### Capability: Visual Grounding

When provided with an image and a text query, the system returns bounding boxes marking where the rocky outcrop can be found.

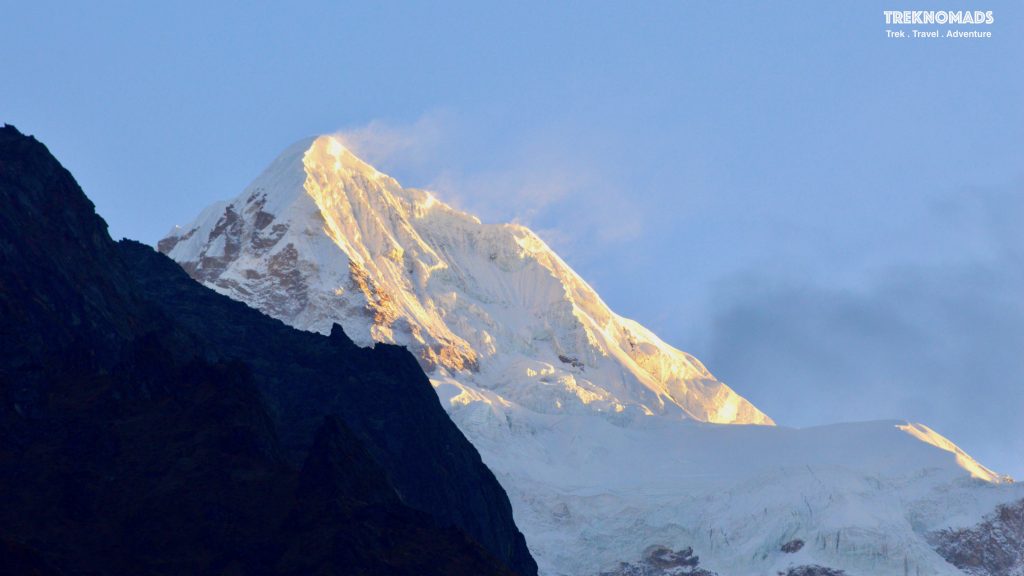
[0,125,535,576]
[777,567,847,576]
[599,545,718,576]
[930,498,1024,576]
[781,539,806,553]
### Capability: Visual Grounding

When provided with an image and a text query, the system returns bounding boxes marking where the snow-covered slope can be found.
[161,136,1021,575]
[480,416,1019,575]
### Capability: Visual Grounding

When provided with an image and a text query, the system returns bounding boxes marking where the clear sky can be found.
[3,1,1022,477]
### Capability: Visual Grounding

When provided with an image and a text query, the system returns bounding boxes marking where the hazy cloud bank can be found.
[697,187,1024,477]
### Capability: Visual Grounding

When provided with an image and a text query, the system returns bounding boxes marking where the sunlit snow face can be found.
[163,135,772,426]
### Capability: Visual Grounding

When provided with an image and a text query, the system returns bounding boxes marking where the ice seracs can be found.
[161,135,1022,576]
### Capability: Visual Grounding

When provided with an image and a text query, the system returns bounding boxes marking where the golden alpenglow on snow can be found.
[161,135,771,427]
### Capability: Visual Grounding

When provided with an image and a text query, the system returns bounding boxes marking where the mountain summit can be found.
[160,135,772,427]
[162,135,1022,576]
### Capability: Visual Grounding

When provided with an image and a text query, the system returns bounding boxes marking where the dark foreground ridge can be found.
[0,124,537,576]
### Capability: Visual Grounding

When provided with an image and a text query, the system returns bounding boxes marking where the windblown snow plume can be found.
[162,136,1021,575]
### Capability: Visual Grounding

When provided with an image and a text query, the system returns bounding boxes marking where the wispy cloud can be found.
[331,114,646,265]
[332,112,453,177]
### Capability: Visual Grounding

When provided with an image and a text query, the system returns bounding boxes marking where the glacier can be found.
[160,135,1023,575]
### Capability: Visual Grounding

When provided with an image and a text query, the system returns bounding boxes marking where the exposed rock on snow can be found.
[782,540,806,554]
[777,566,847,576]
[599,545,717,576]
[930,498,1024,576]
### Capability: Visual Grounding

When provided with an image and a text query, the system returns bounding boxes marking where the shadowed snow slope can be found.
[162,136,1021,575]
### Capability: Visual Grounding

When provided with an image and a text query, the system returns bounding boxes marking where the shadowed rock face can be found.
[117,239,536,574]
[931,498,1024,576]
[0,125,536,576]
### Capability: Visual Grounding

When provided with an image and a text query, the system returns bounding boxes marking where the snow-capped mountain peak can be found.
[161,134,772,426]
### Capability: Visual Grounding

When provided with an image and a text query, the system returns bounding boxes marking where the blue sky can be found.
[3,1,1022,476]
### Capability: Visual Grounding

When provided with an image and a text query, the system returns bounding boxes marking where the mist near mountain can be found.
[691,187,1024,479]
